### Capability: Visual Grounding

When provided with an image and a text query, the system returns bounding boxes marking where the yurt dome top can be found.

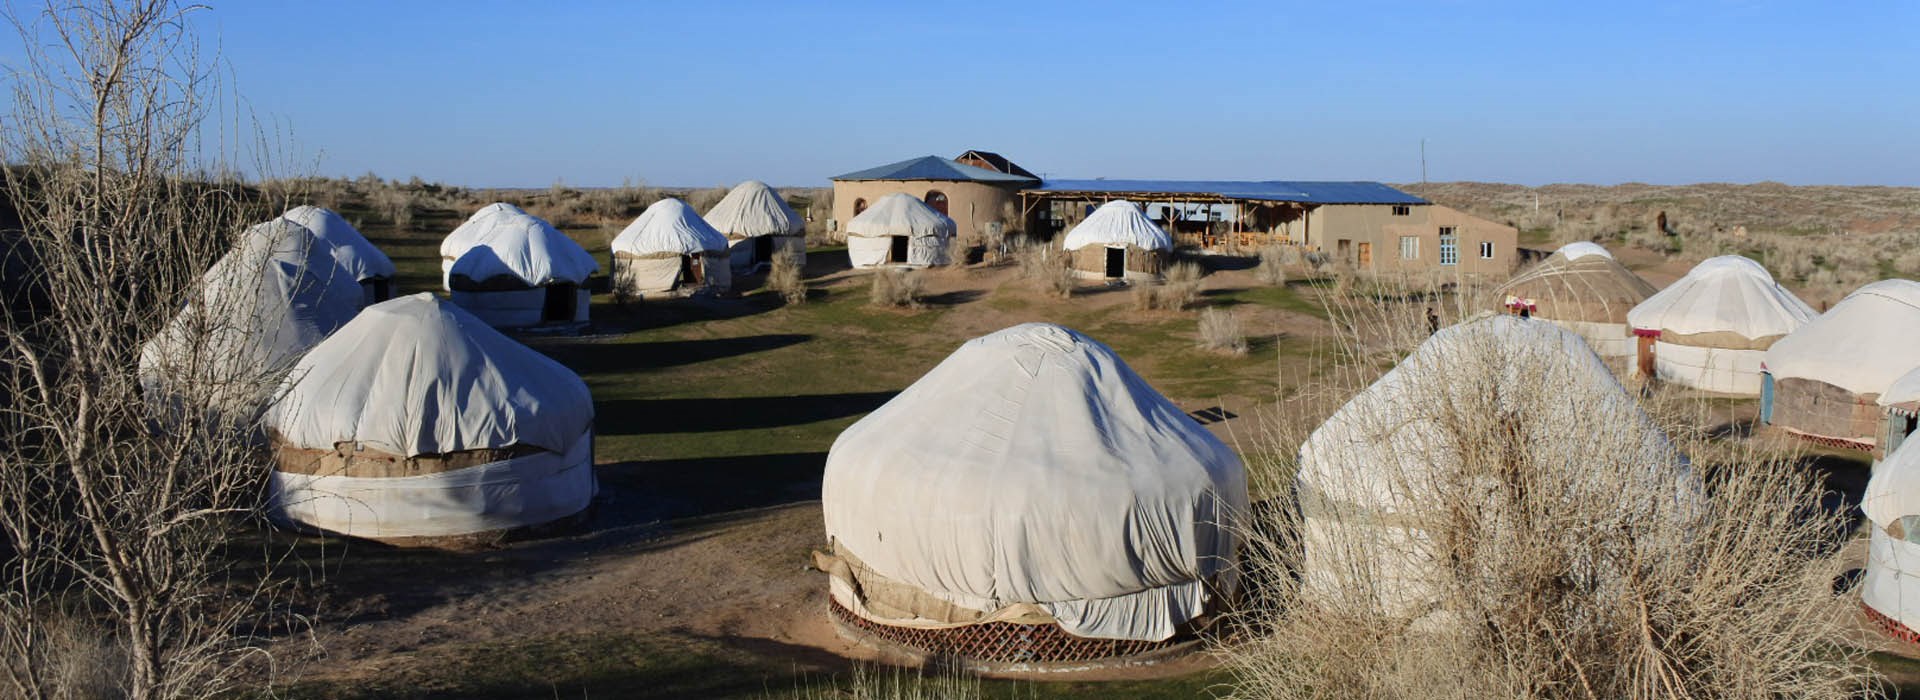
[1556,241,1614,261]
[1625,255,1815,341]
[611,198,728,257]
[1062,200,1173,252]
[282,205,396,282]
[446,211,599,286]
[1882,367,1920,412]
[441,202,527,259]
[1865,434,1920,529]
[822,322,1246,642]
[1765,279,1920,394]
[843,192,956,239]
[267,293,592,457]
[702,180,805,238]
[1491,242,1654,322]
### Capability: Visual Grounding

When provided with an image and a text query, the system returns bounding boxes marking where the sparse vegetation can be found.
[1134,261,1203,311]
[868,267,925,308]
[1016,241,1074,298]
[1197,308,1249,354]
[767,249,807,304]
[1255,245,1294,285]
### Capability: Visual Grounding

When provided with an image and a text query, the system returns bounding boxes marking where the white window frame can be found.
[1399,236,1420,260]
[1391,205,1411,216]
[1438,227,1458,266]
[1479,240,1495,259]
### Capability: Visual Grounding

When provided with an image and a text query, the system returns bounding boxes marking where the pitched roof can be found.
[1034,179,1427,205]
[955,150,1038,179]
[831,155,1040,184]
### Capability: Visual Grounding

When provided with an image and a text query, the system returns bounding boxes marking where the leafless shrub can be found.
[868,268,925,309]
[687,186,729,213]
[1255,245,1292,285]
[1015,241,1073,299]
[371,186,414,231]
[767,249,807,304]
[944,231,973,268]
[1221,287,1876,699]
[0,2,303,698]
[1197,308,1249,355]
[1133,261,1203,311]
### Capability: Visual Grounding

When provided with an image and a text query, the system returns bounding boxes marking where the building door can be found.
[1105,248,1125,278]
[1637,335,1656,377]
[1357,242,1372,267]
[924,191,949,216]
[1337,239,1351,262]
[753,237,774,267]
[890,236,910,264]
[543,283,577,322]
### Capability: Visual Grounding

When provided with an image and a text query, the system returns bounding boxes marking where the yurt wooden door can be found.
[1105,248,1125,278]
[1357,242,1373,267]
[890,236,909,264]
[679,255,701,287]
[1636,335,1656,377]
[543,283,577,321]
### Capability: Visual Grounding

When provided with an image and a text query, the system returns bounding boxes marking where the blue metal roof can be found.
[1034,179,1427,205]
[831,155,1040,184]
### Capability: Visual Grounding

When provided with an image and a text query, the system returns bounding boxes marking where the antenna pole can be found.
[1421,139,1428,185]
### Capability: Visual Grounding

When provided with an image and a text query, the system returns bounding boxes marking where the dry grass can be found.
[767,249,807,304]
[1197,307,1249,355]
[1133,261,1203,311]
[1015,241,1073,299]
[784,664,991,700]
[1255,245,1294,286]
[867,268,924,309]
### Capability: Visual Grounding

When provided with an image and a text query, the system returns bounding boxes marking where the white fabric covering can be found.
[845,193,956,268]
[1556,241,1614,261]
[1862,436,1920,633]
[1881,368,1920,409]
[1297,315,1685,617]
[449,287,591,329]
[1650,342,1766,395]
[703,180,806,238]
[139,219,365,398]
[1626,255,1815,340]
[441,203,526,287]
[267,293,594,456]
[1553,319,1636,359]
[822,323,1247,642]
[1764,280,1920,395]
[611,199,732,294]
[281,205,396,282]
[446,210,598,287]
[1062,200,1173,252]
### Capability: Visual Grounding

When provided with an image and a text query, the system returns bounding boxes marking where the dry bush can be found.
[1197,308,1249,355]
[767,249,807,304]
[1015,241,1073,298]
[687,185,730,213]
[789,663,987,700]
[371,186,414,231]
[868,268,924,309]
[1255,245,1293,286]
[1134,261,1204,311]
[944,230,975,267]
[1222,297,1876,699]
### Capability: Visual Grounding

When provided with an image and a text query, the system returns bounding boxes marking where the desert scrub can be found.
[767,249,807,304]
[1133,261,1203,311]
[1255,245,1293,285]
[1015,241,1073,298]
[1197,308,1249,355]
[868,268,924,309]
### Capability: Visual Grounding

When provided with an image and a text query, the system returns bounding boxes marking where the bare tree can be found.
[0,1,297,697]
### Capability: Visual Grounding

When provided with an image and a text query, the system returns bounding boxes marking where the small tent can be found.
[1298,314,1689,619]
[819,323,1246,667]
[265,294,596,543]
[282,205,397,304]
[610,198,731,296]
[441,202,526,289]
[444,207,599,329]
[1061,200,1171,281]
[139,218,365,410]
[1861,436,1920,640]
[703,180,806,272]
[1764,279,1920,449]
[1626,255,1815,395]
[1490,242,1654,357]
[844,192,955,268]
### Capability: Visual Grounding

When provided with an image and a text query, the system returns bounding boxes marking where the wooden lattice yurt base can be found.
[827,600,1205,674]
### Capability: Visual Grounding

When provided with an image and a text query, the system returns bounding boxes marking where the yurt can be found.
[819,323,1246,670]
[282,205,398,304]
[702,180,806,272]
[1880,369,1920,468]
[139,218,365,409]
[1625,255,1815,395]
[440,202,526,288]
[444,208,599,329]
[1490,242,1654,357]
[1061,200,1171,281]
[1764,279,1920,449]
[610,198,731,297]
[265,294,596,544]
[1297,314,1689,620]
[1861,437,1920,641]
[844,192,956,268]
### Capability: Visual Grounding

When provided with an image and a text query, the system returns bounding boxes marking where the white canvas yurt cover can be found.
[139,218,365,406]
[266,293,596,540]
[1297,314,1689,619]
[441,202,526,287]
[844,192,956,268]
[1862,435,1920,637]
[1764,280,1920,447]
[611,198,731,295]
[445,208,599,328]
[1489,242,1654,358]
[1625,255,1815,395]
[703,180,806,271]
[820,323,1247,643]
[1062,200,1172,281]
[282,205,397,304]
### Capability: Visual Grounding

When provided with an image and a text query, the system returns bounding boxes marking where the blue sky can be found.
[19,1,1917,187]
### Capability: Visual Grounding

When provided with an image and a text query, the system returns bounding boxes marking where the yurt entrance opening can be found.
[543,283,578,322]
[753,237,774,267]
[889,236,909,263]
[1105,248,1125,278]
[367,279,391,303]
[677,256,702,288]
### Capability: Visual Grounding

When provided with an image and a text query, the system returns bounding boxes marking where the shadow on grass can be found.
[921,289,984,306]
[595,391,896,436]
[597,452,830,522]
[537,333,812,375]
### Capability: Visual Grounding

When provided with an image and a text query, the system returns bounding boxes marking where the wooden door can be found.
[890,236,909,263]
[1105,248,1125,278]
[1357,242,1372,267]
[1637,335,1656,377]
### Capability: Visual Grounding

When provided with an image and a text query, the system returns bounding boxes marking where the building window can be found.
[924,190,949,215]
[852,198,867,216]
[1438,227,1458,266]
[1392,205,1411,216]
[1480,240,1495,259]
[1399,236,1419,260]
